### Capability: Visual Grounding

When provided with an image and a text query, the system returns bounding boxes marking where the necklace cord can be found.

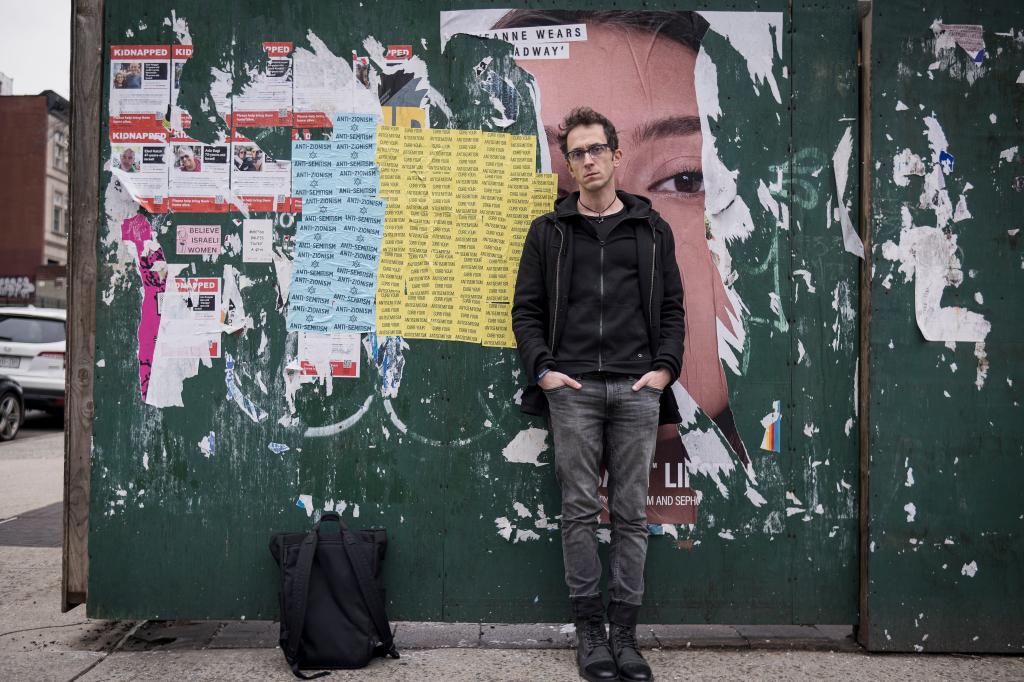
[578,196,618,223]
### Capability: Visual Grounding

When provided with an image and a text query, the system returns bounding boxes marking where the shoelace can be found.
[611,625,640,653]
[581,621,608,653]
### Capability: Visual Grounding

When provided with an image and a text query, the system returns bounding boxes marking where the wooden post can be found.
[63,0,104,612]
[856,0,873,649]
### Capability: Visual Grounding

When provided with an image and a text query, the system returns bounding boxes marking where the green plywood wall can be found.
[88,0,861,625]
[867,0,1024,653]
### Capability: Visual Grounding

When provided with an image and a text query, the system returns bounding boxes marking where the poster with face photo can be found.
[108,45,171,137]
[441,9,785,525]
[167,137,231,212]
[229,134,292,212]
[109,137,169,213]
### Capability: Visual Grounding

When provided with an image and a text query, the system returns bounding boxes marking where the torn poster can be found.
[938,23,986,63]
[176,224,221,256]
[352,53,372,92]
[881,222,991,343]
[170,44,193,132]
[230,134,292,212]
[230,42,294,127]
[155,270,222,359]
[293,33,381,129]
[604,456,699,526]
[242,218,274,263]
[892,149,926,187]
[760,400,782,452]
[832,126,865,258]
[141,263,215,406]
[121,214,167,400]
[225,352,269,422]
[297,332,361,378]
[440,13,587,59]
[109,136,169,212]
[198,431,215,458]
[108,45,170,137]
[167,276,221,321]
[384,45,413,63]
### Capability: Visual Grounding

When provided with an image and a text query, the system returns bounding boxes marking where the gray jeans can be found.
[545,373,661,607]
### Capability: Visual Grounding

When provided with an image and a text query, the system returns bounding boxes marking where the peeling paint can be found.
[501,427,549,466]
[881,209,991,343]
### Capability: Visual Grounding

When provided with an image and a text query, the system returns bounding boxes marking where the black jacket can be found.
[511,190,685,425]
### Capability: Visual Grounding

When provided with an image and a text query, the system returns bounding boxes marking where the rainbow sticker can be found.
[760,400,782,453]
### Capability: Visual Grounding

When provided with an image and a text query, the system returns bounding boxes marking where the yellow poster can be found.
[481,302,515,348]
[452,296,483,344]
[370,127,556,348]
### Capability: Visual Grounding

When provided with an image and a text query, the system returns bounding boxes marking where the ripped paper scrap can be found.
[225,352,269,422]
[760,400,782,453]
[881,223,991,343]
[501,427,549,466]
[938,23,986,63]
[121,214,167,401]
[297,332,361,378]
[296,494,314,517]
[892,149,926,187]
[832,126,865,258]
[198,431,215,458]
[939,150,955,174]
[268,442,290,455]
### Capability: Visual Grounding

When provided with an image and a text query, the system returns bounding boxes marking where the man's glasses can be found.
[565,143,613,164]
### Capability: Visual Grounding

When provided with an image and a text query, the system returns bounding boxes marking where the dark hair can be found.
[493,10,709,55]
[557,107,618,157]
[494,10,709,157]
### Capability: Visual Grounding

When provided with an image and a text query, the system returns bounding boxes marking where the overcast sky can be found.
[0,1,72,99]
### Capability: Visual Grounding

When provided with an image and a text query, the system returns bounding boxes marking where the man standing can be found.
[512,107,685,682]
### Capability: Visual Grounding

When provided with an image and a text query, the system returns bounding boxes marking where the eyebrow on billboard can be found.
[632,115,701,145]
[541,116,700,150]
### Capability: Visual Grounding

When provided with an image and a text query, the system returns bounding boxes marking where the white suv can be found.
[0,307,66,413]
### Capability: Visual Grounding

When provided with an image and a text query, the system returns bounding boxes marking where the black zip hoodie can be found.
[511,190,686,425]
[556,198,654,377]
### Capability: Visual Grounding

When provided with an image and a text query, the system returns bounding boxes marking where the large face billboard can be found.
[442,10,781,524]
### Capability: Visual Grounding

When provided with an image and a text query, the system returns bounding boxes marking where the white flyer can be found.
[243,218,274,263]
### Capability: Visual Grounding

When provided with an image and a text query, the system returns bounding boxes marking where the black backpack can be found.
[269,511,400,679]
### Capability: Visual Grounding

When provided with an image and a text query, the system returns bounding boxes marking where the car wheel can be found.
[0,391,22,441]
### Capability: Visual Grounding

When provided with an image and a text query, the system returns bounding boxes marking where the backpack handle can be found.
[314,511,348,535]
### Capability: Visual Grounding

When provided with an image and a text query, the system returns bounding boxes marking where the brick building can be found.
[0,90,70,308]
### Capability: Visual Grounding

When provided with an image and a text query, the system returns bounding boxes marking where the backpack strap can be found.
[341,530,400,659]
[285,520,331,679]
